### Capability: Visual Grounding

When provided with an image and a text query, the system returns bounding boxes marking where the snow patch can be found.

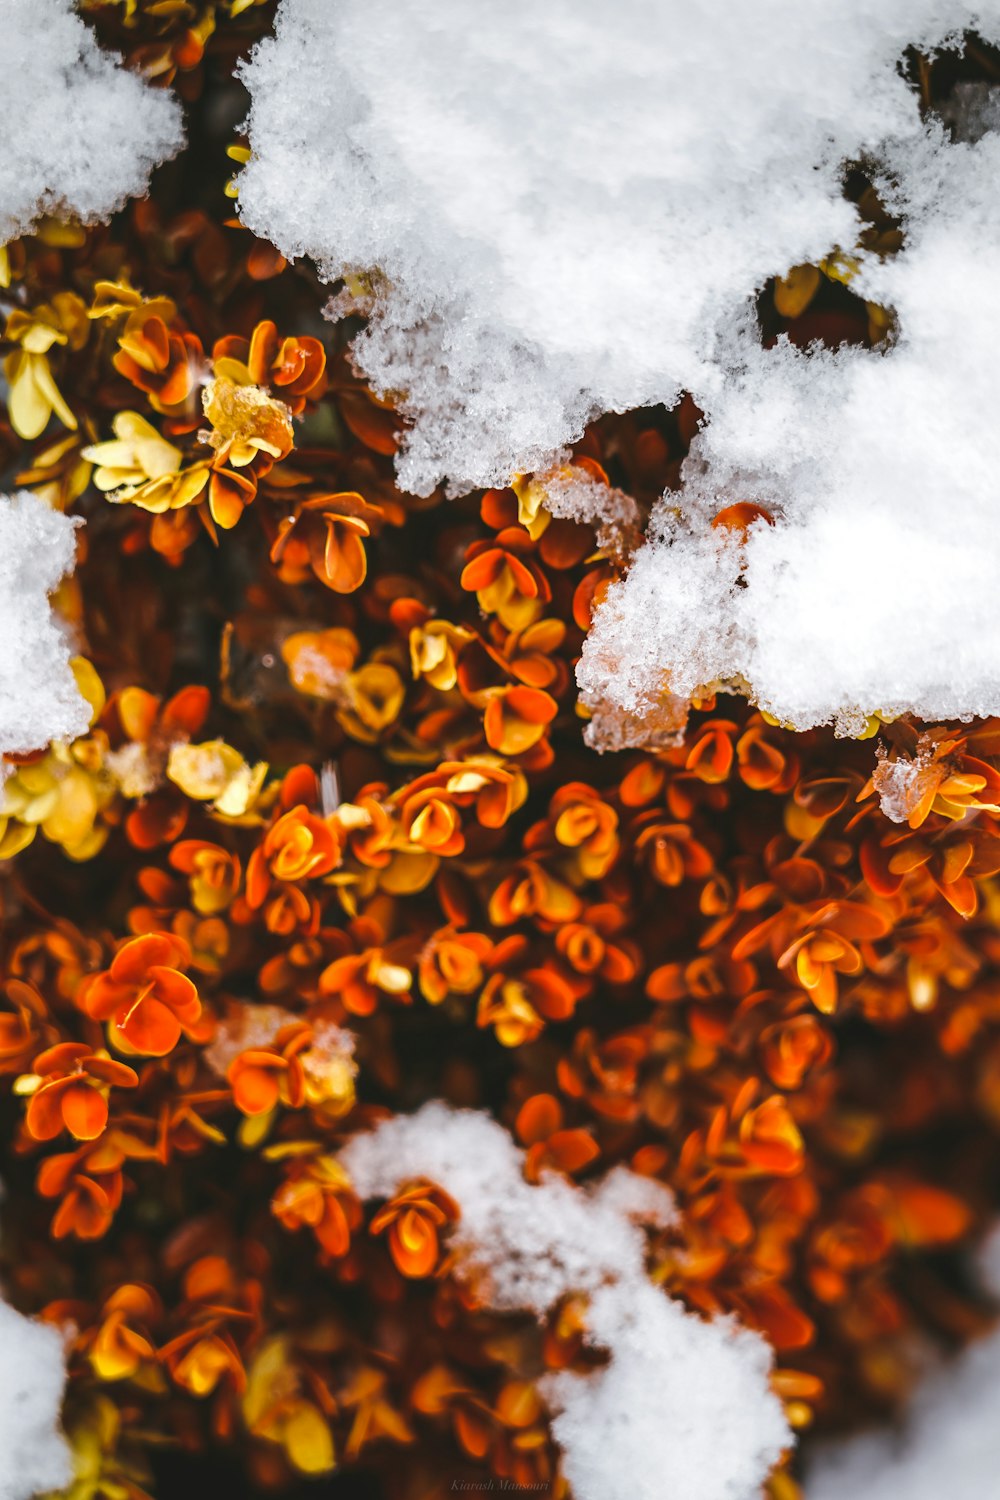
[342,1101,789,1500]
[0,493,89,758]
[807,1228,1000,1500]
[0,1297,70,1500]
[0,0,182,244]
[239,0,1000,735]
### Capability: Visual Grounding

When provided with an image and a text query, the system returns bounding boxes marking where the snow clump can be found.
[341,1101,789,1500]
[0,494,91,757]
[0,0,183,244]
[0,1295,70,1500]
[239,0,1000,737]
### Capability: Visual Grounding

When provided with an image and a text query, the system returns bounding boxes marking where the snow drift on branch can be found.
[239,0,1000,735]
[0,0,182,244]
[0,493,90,755]
[341,1102,789,1500]
[0,1296,69,1500]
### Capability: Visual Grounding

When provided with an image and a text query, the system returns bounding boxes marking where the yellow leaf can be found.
[284,1404,336,1475]
[6,351,52,440]
[774,264,820,319]
[29,351,77,431]
[0,820,36,859]
[71,658,106,725]
[167,740,244,801]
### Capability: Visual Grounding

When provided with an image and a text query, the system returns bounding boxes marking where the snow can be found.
[871,737,938,824]
[528,465,641,556]
[0,1297,70,1500]
[0,493,90,758]
[940,80,1000,141]
[0,5,181,767]
[239,0,1000,736]
[236,0,933,499]
[807,1228,1000,1500]
[0,0,182,245]
[205,1003,305,1076]
[205,1001,355,1083]
[341,1102,789,1500]
[580,121,1000,735]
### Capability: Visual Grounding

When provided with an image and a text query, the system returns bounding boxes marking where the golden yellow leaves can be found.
[166,740,268,818]
[4,293,87,440]
[82,412,209,513]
